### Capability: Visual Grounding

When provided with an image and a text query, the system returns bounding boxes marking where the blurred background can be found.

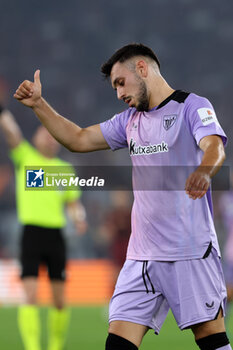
[0,0,232,349]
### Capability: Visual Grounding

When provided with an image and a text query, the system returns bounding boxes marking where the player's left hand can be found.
[185,169,211,200]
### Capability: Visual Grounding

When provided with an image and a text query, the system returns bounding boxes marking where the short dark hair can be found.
[101,43,160,78]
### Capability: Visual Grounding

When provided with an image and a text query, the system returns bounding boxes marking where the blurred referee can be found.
[0,106,87,350]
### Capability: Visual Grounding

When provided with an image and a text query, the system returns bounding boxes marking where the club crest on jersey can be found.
[163,115,177,130]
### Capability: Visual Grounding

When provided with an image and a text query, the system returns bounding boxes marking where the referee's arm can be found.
[0,109,23,149]
[66,200,88,235]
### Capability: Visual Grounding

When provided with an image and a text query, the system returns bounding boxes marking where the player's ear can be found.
[136,60,148,78]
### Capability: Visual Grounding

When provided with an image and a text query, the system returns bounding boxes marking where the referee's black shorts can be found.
[20,225,66,280]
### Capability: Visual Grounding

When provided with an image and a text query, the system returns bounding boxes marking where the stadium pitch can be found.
[0,306,232,349]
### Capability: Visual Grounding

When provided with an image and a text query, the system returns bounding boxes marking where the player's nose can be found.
[117,87,125,101]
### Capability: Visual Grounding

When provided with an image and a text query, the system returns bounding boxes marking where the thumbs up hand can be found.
[14,70,42,108]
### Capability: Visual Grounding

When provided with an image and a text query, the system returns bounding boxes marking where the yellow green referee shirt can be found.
[10,140,81,228]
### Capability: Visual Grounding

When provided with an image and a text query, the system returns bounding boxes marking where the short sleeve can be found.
[185,94,227,147]
[100,109,132,151]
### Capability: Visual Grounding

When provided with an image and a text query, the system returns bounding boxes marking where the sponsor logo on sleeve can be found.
[197,108,220,126]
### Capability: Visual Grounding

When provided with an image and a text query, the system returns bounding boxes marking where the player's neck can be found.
[148,77,175,110]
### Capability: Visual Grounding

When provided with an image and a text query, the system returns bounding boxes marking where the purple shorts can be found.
[109,248,227,333]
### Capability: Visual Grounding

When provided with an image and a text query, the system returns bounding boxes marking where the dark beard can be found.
[136,79,149,112]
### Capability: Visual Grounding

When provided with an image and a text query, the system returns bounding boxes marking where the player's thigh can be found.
[191,307,225,340]
[109,320,148,348]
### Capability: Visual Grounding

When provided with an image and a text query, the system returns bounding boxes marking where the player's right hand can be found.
[14,70,41,108]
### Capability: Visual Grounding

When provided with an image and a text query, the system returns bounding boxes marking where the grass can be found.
[0,306,232,349]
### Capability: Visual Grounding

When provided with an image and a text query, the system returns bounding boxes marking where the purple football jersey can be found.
[100,91,227,261]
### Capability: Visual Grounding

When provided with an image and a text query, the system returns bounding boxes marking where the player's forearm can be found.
[198,142,226,178]
[32,97,83,152]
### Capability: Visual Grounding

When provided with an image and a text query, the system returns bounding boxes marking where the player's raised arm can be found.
[14,70,110,153]
[185,135,226,200]
[0,108,23,149]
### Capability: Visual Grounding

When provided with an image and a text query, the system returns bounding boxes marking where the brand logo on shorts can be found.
[163,115,177,130]
[205,301,214,309]
[26,168,44,187]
